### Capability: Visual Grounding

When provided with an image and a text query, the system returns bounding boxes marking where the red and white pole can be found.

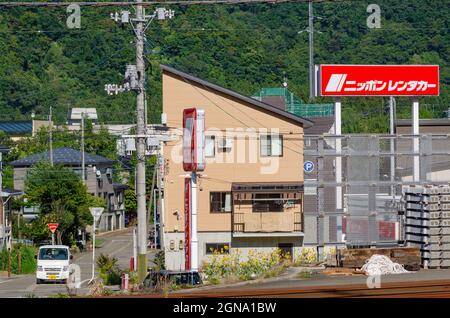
[190,171,198,271]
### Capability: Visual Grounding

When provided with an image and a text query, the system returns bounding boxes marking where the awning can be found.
[1,189,23,197]
[113,183,129,191]
[231,182,304,193]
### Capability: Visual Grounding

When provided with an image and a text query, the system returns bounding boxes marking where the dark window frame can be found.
[260,134,283,157]
[252,193,284,213]
[210,191,232,213]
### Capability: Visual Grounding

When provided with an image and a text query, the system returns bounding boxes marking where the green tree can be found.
[24,162,105,245]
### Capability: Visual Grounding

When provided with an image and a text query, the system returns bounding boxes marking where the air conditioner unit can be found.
[218,138,232,150]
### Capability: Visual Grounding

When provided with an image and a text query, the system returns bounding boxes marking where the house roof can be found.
[1,189,23,197]
[68,108,98,121]
[160,64,314,128]
[0,121,32,135]
[396,119,450,127]
[0,145,9,154]
[232,182,304,193]
[9,147,115,167]
[304,116,335,135]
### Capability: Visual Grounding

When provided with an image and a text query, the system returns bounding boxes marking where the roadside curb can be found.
[97,227,133,237]
[172,266,323,293]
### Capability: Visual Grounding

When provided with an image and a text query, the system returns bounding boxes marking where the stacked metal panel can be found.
[403,185,450,268]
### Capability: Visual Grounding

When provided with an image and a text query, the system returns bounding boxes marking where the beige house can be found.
[160,65,313,270]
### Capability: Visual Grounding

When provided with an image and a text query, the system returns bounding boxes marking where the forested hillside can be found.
[0,0,448,132]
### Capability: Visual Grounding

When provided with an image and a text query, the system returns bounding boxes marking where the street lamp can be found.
[88,207,104,284]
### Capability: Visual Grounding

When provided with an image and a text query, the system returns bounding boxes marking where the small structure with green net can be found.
[253,87,334,118]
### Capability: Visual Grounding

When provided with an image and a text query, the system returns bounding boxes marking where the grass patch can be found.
[95,238,105,248]
[297,271,313,279]
[48,293,71,298]
[263,264,288,279]
[0,246,37,274]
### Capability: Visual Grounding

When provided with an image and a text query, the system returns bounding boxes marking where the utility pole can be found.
[134,0,148,284]
[308,0,314,100]
[81,112,86,184]
[49,106,53,166]
[298,1,320,100]
[109,5,174,284]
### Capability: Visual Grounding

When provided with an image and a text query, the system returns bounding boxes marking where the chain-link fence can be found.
[303,134,450,247]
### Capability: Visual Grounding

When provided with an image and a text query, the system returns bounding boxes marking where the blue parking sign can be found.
[304,161,314,173]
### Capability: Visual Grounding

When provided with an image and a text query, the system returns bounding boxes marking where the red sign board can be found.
[319,65,439,96]
[47,223,58,234]
[184,178,191,270]
[183,108,205,172]
[342,218,398,241]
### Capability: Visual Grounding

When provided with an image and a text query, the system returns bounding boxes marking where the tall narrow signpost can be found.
[47,223,58,245]
[183,108,205,272]
[89,207,104,284]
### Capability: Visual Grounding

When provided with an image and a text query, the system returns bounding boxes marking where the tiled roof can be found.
[9,147,115,167]
[0,121,32,135]
[305,116,335,135]
[396,119,450,127]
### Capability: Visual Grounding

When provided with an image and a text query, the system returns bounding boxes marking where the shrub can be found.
[293,247,318,266]
[202,248,289,284]
[151,251,165,271]
[96,253,121,285]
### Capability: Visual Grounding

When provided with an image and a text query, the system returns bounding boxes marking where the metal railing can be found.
[303,133,450,246]
[233,211,302,233]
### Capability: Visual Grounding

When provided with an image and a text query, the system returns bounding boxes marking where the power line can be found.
[0,0,331,8]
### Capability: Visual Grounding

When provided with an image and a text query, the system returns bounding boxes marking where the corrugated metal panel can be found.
[0,121,32,135]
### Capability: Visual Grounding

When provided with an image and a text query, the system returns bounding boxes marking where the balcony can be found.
[233,212,302,237]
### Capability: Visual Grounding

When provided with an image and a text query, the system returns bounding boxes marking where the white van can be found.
[36,245,73,284]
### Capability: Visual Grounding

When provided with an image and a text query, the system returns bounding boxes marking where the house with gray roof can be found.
[10,147,128,232]
[0,120,51,141]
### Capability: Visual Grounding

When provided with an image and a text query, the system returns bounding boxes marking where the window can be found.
[210,192,232,213]
[205,135,215,157]
[117,191,124,205]
[205,243,230,255]
[260,134,283,157]
[108,194,114,210]
[38,248,68,260]
[252,193,284,212]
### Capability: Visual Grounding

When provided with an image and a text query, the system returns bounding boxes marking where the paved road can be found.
[0,228,156,298]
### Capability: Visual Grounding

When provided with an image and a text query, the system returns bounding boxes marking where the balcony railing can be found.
[233,212,302,233]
